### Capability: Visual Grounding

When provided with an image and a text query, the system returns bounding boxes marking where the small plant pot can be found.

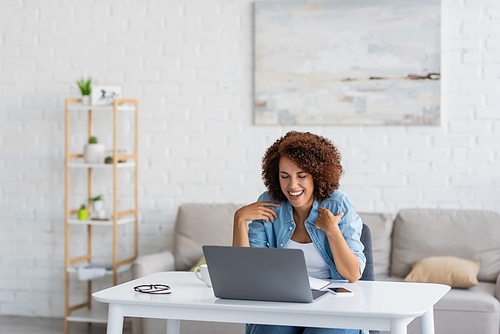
[78,209,89,220]
[81,95,90,106]
[84,143,105,163]
[97,210,106,219]
[93,200,104,212]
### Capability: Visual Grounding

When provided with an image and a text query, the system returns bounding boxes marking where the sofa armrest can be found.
[131,251,176,279]
[495,272,500,300]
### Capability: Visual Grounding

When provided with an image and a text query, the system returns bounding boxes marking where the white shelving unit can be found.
[67,161,136,169]
[67,215,136,226]
[66,263,132,275]
[65,302,108,324]
[68,103,137,112]
[64,98,139,333]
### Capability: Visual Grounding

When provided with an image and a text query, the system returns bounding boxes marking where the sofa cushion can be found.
[391,209,500,282]
[376,278,499,314]
[435,282,499,313]
[173,203,241,271]
[358,212,393,279]
[405,256,480,288]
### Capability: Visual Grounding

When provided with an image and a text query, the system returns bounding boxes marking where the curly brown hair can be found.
[262,131,343,202]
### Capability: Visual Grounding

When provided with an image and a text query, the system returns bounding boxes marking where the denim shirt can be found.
[248,190,366,280]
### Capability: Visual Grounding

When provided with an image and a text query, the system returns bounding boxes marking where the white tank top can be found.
[285,239,330,279]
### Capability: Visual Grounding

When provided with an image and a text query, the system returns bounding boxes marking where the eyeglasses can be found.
[134,284,171,294]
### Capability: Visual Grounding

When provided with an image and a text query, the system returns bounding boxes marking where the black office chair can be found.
[360,223,379,334]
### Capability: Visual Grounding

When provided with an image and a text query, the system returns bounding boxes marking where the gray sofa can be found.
[132,204,500,334]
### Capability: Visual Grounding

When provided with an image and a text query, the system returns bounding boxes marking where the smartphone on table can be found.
[327,287,353,297]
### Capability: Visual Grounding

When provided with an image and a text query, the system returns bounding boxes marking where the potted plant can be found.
[83,136,105,164]
[89,194,104,211]
[104,148,128,164]
[77,77,92,106]
[89,195,106,219]
[77,204,89,220]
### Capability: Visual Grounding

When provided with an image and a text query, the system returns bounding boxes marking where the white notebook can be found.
[308,276,331,290]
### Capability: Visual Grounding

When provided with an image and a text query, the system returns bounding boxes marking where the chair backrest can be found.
[360,223,375,281]
[359,223,380,334]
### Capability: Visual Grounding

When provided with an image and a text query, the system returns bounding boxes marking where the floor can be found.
[0,316,132,334]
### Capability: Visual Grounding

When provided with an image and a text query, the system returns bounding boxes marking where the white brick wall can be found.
[0,0,499,318]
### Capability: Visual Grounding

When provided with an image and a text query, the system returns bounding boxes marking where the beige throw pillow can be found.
[405,256,480,288]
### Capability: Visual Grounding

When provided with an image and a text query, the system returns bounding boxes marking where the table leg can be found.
[390,318,407,334]
[106,304,124,334]
[420,307,435,334]
[166,319,180,334]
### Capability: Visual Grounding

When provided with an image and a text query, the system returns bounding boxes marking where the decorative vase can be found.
[84,143,105,163]
[92,200,106,219]
[81,95,90,106]
[97,209,106,219]
[93,200,104,212]
[78,209,89,220]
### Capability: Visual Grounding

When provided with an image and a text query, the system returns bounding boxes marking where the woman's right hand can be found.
[234,201,280,225]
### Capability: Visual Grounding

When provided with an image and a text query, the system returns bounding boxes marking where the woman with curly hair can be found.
[233,131,365,334]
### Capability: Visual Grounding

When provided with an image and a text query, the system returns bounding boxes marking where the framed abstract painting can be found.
[254,0,441,125]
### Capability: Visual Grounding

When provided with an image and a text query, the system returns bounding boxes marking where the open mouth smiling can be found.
[288,190,304,198]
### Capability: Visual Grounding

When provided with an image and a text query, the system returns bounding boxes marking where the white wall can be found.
[0,0,499,317]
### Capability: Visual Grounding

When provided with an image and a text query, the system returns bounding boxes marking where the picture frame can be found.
[91,84,123,105]
[254,1,440,126]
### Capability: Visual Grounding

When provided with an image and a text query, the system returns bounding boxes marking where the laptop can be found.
[202,245,329,303]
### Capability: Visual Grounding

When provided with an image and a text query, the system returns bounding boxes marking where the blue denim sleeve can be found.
[248,221,268,248]
[247,192,270,248]
[338,194,366,277]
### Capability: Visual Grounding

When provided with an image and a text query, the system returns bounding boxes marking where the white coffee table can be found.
[93,272,449,334]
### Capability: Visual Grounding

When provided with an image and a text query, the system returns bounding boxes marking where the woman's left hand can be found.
[317,207,361,283]
[315,206,343,234]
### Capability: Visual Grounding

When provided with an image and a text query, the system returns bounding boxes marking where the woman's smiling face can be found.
[279,155,315,210]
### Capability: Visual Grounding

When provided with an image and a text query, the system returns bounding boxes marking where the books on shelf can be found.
[78,263,112,281]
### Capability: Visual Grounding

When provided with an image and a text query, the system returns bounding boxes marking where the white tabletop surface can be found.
[93,271,450,320]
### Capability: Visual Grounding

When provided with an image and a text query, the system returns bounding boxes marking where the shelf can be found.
[67,215,135,226]
[65,98,139,332]
[67,161,135,169]
[68,103,136,112]
[66,263,131,275]
[66,302,108,324]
